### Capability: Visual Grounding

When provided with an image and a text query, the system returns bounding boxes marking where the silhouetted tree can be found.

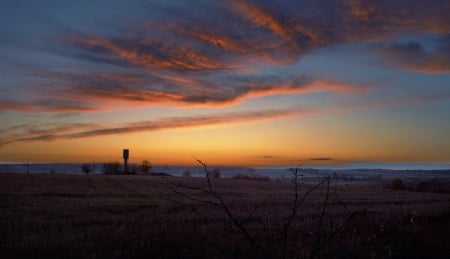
[140,160,152,173]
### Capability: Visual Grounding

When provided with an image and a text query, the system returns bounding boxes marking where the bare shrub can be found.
[392,178,404,190]
[168,160,365,258]
[81,163,91,175]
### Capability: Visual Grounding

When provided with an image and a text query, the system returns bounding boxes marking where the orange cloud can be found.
[141,21,302,67]
[345,0,377,24]
[230,1,290,40]
[1,61,368,113]
[410,58,450,73]
[0,123,96,146]
[228,0,317,48]
[2,88,449,147]
[192,33,245,52]
[1,108,308,146]
[204,79,367,107]
[176,29,246,53]
[72,109,305,138]
[64,75,367,109]
[72,36,225,71]
[342,0,450,42]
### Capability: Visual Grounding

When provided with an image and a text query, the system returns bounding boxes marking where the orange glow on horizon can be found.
[2,114,449,167]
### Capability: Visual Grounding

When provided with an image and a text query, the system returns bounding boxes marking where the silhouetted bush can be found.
[102,162,120,175]
[392,178,404,190]
[81,164,91,175]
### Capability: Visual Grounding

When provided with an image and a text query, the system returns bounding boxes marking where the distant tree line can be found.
[80,160,152,175]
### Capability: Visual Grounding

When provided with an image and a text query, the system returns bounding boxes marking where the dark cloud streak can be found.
[310,157,333,161]
[373,37,450,73]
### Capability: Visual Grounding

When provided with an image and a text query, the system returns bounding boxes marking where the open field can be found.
[1,173,450,258]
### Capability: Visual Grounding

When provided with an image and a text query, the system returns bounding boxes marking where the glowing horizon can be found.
[1,1,449,167]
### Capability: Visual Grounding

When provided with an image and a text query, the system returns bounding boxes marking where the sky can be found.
[0,0,449,167]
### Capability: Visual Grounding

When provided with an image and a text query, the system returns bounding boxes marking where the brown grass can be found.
[0,173,449,258]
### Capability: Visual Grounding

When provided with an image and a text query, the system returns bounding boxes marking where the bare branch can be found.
[281,165,301,258]
[311,177,331,259]
[334,188,350,214]
[194,158,263,254]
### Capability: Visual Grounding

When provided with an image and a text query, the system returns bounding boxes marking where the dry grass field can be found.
[1,173,449,258]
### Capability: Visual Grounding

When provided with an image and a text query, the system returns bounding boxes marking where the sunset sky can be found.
[1,0,449,166]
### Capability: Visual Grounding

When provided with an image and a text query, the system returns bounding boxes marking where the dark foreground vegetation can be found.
[1,173,450,258]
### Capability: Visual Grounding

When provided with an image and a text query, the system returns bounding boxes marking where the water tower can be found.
[123,149,129,173]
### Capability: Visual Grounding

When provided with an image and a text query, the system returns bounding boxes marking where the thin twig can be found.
[334,189,350,214]
[311,177,331,259]
[195,158,263,255]
[281,165,300,258]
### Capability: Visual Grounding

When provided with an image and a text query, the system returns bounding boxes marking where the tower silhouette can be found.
[123,149,129,173]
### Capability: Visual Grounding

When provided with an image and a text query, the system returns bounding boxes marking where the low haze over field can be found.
[1,0,449,166]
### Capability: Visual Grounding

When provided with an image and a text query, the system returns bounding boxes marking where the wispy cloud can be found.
[341,0,450,41]
[0,100,96,113]
[2,86,449,147]
[68,36,227,71]
[0,108,308,146]
[24,1,446,113]
[2,0,450,151]
[0,123,96,146]
[259,155,276,159]
[227,0,312,49]
[55,0,448,74]
[0,66,367,112]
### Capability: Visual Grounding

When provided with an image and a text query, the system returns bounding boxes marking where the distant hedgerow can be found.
[102,162,120,175]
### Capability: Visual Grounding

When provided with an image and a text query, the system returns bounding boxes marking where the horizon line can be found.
[1,161,450,171]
